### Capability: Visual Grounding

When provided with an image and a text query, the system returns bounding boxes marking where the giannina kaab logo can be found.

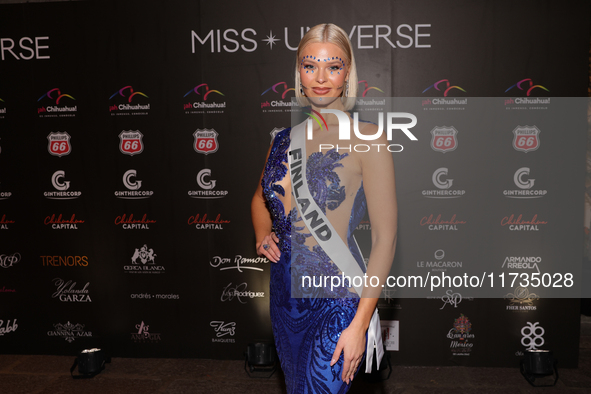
[109,86,150,116]
[183,83,226,114]
[37,88,77,118]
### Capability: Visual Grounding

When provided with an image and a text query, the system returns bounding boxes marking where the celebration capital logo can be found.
[183,83,226,114]
[47,132,72,157]
[37,88,77,117]
[109,86,150,115]
[505,79,549,97]
[114,213,156,230]
[0,214,15,230]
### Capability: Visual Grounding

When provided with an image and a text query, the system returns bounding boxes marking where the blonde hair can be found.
[294,23,358,110]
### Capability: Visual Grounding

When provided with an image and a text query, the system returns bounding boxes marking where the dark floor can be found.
[1,315,590,394]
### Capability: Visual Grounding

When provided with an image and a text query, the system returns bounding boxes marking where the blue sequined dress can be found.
[261,128,367,393]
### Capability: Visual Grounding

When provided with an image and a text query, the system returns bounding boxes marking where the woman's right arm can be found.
[251,144,280,262]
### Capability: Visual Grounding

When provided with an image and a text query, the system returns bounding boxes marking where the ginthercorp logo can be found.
[306,108,416,153]
[417,249,463,272]
[501,214,547,231]
[45,170,81,200]
[183,83,226,114]
[448,314,474,355]
[0,319,18,336]
[47,322,91,343]
[188,213,230,230]
[0,253,20,269]
[188,169,228,199]
[52,278,91,302]
[210,321,236,343]
[420,214,466,231]
[131,321,161,343]
[124,244,164,274]
[0,214,15,230]
[422,168,465,199]
[37,88,77,117]
[430,126,458,153]
[193,129,219,155]
[505,79,549,97]
[190,24,432,54]
[521,322,544,350]
[503,167,547,198]
[109,86,150,115]
[504,286,538,311]
[0,182,12,201]
[114,213,156,230]
[261,82,295,112]
[115,169,154,199]
[502,256,541,273]
[512,126,540,153]
[119,131,144,156]
[47,132,72,157]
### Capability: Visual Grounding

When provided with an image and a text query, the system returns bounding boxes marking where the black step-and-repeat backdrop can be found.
[0,0,589,367]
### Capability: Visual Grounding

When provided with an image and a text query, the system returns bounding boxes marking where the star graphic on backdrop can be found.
[262,31,280,49]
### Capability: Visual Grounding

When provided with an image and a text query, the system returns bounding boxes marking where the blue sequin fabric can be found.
[261,128,367,393]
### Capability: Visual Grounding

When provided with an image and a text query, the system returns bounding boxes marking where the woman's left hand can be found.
[330,321,366,384]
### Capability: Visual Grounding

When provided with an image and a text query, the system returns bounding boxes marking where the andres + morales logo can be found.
[37,88,77,117]
[505,79,549,96]
[303,108,417,153]
[422,79,466,97]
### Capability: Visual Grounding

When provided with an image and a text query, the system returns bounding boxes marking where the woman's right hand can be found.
[257,232,281,263]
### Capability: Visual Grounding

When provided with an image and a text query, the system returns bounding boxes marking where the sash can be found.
[288,121,384,373]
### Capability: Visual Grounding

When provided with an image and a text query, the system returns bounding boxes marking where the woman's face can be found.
[299,42,349,107]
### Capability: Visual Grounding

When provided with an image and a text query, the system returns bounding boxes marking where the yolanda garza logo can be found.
[45,170,81,200]
[447,314,474,355]
[0,319,18,336]
[114,213,156,230]
[0,214,15,230]
[47,321,92,343]
[417,249,463,272]
[209,255,268,272]
[261,82,295,113]
[188,213,230,230]
[37,88,77,118]
[512,126,540,153]
[115,169,154,199]
[47,132,72,157]
[502,256,541,273]
[131,321,161,343]
[193,129,219,155]
[504,167,547,199]
[422,168,466,199]
[430,126,458,153]
[0,253,21,269]
[501,214,547,231]
[190,24,432,54]
[420,214,466,231]
[188,169,228,199]
[183,83,226,114]
[44,213,84,230]
[119,131,144,156]
[521,322,544,351]
[52,278,91,302]
[307,109,417,153]
[41,255,89,267]
[505,286,538,311]
[210,321,236,343]
[221,282,265,303]
[109,86,150,116]
[124,244,164,274]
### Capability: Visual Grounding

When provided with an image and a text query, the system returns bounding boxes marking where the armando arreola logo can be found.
[308,108,417,153]
[423,168,466,198]
[125,244,164,274]
[448,314,474,355]
[45,170,81,200]
[188,168,229,200]
[504,167,547,199]
[115,169,154,199]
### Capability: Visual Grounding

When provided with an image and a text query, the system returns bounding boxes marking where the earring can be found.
[300,83,305,96]
[345,81,349,97]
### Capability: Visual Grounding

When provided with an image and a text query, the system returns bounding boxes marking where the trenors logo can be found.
[512,126,540,153]
[109,86,150,114]
[47,132,72,157]
[261,82,295,111]
[505,79,549,97]
[422,79,466,97]
[183,83,226,113]
[306,109,417,153]
[37,88,77,116]
[430,126,458,153]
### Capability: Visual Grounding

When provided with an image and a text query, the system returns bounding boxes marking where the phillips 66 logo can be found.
[512,126,540,153]
[47,132,72,157]
[430,126,458,153]
[119,130,144,156]
[193,129,219,155]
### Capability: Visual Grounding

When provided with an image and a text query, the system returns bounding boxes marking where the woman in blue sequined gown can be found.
[251,24,397,393]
